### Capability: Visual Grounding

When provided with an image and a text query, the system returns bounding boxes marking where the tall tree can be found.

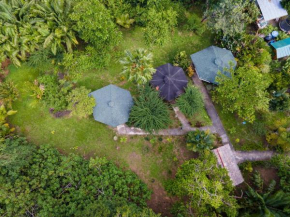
[0,139,154,216]
[213,65,271,122]
[205,0,259,37]
[167,151,238,216]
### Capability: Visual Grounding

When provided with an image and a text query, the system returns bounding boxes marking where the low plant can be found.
[173,51,190,70]
[183,13,205,34]
[38,75,73,112]
[187,65,194,77]
[186,130,215,152]
[66,86,96,119]
[176,85,204,117]
[129,85,171,133]
[116,14,134,28]
[0,81,18,109]
[0,105,17,141]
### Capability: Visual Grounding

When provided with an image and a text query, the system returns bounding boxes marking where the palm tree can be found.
[119,48,156,86]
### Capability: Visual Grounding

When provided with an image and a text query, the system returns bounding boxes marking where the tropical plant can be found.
[144,7,177,45]
[66,87,96,119]
[213,65,271,123]
[0,105,17,140]
[116,14,135,28]
[0,138,154,216]
[266,118,290,152]
[120,49,156,85]
[205,0,259,37]
[129,85,171,133]
[269,89,290,112]
[27,49,53,69]
[70,0,121,67]
[0,0,39,66]
[166,151,238,216]
[281,0,290,14]
[240,171,290,217]
[0,81,18,109]
[38,75,72,112]
[183,12,205,34]
[271,154,290,192]
[186,130,215,152]
[176,85,204,117]
[172,51,190,70]
[32,0,78,55]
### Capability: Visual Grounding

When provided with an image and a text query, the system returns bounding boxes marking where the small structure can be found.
[212,144,244,186]
[257,0,288,22]
[89,84,133,127]
[150,63,188,101]
[190,46,237,84]
[271,37,290,59]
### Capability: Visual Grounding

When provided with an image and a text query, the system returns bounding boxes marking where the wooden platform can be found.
[212,144,244,186]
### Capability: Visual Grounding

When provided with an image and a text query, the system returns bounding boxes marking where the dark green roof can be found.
[190,46,237,84]
[89,85,133,127]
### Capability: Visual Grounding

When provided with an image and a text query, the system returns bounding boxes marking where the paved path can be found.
[192,74,231,147]
[234,150,275,164]
[117,106,214,136]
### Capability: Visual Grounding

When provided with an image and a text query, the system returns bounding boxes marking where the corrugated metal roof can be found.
[257,0,288,21]
[212,144,244,186]
[271,38,290,58]
[190,46,236,84]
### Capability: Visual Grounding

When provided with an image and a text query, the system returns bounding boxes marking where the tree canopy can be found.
[213,65,271,122]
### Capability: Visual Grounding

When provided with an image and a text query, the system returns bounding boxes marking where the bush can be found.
[186,130,215,152]
[183,13,205,34]
[173,51,190,70]
[176,85,204,117]
[38,75,72,112]
[66,87,96,119]
[0,81,18,109]
[129,85,171,133]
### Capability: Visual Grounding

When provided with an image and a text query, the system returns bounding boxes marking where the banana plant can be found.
[32,0,78,55]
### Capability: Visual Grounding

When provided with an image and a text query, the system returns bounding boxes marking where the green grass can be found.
[215,104,266,151]
[6,26,213,192]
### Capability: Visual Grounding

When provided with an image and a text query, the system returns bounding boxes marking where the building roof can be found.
[271,37,290,58]
[212,144,244,186]
[257,0,288,21]
[150,63,188,101]
[89,84,133,127]
[190,46,236,84]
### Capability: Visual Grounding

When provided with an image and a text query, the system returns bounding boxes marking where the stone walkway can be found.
[117,107,214,136]
[192,74,231,147]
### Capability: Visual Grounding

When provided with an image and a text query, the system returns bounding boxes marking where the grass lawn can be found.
[7,25,213,214]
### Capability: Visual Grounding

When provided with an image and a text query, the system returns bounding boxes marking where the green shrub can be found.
[183,13,205,34]
[176,85,204,117]
[38,75,72,112]
[186,130,215,152]
[252,121,267,136]
[66,86,96,119]
[173,51,190,70]
[129,85,171,133]
[0,81,18,109]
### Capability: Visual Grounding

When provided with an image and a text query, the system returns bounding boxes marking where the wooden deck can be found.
[212,144,244,186]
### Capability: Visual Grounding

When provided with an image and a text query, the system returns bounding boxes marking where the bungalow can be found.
[271,37,290,59]
[190,46,237,84]
[257,0,288,22]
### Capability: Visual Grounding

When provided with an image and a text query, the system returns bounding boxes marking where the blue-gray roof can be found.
[89,84,133,127]
[271,37,290,59]
[190,46,237,84]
